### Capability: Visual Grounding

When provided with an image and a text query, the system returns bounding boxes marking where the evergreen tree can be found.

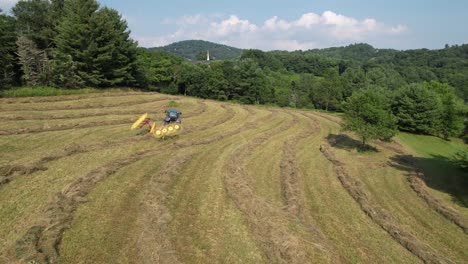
[392,83,443,135]
[89,7,138,86]
[50,52,83,88]
[0,10,17,87]
[55,0,99,85]
[55,0,138,87]
[12,0,64,49]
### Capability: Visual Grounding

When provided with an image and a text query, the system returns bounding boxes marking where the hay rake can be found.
[131,113,182,139]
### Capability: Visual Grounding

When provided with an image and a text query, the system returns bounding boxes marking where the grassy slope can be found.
[0,92,466,263]
[398,133,468,217]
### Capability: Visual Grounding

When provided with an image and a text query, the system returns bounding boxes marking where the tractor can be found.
[131,109,182,138]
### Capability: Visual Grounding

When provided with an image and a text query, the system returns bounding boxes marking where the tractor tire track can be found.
[13,108,273,263]
[319,142,453,264]
[222,113,322,264]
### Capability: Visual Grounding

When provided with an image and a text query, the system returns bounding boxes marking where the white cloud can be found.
[0,0,19,11]
[136,11,408,50]
[208,15,257,37]
[294,13,321,28]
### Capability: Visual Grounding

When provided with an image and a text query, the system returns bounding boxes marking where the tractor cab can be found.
[164,109,182,124]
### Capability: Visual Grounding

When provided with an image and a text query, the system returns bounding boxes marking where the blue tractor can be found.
[164,109,182,125]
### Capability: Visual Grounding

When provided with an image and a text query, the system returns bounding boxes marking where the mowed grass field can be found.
[0,91,467,264]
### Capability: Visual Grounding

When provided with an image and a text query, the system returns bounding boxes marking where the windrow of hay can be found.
[0,100,208,187]
[0,118,134,135]
[0,107,169,122]
[0,97,174,112]
[223,112,328,264]
[320,143,452,264]
[279,112,319,217]
[0,91,148,104]
[390,155,468,234]
[137,154,193,264]
[10,104,261,263]
[0,98,205,121]
[13,148,163,263]
[279,113,344,262]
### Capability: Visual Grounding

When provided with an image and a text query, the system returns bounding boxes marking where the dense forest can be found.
[151,40,243,61]
[0,0,467,140]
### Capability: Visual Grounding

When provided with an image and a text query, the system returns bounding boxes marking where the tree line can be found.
[0,0,466,141]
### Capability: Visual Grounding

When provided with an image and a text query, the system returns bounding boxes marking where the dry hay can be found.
[279,113,344,262]
[13,148,161,263]
[10,108,270,263]
[222,113,325,264]
[0,103,215,188]
[391,155,468,234]
[137,154,193,264]
[0,97,174,112]
[320,143,453,264]
[0,106,168,122]
[0,118,134,136]
[0,91,149,105]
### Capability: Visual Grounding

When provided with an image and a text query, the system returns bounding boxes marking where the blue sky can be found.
[1,0,467,50]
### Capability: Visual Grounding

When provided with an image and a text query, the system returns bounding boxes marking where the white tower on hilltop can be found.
[207,50,210,61]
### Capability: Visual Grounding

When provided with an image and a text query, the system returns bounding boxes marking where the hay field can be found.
[0,92,466,263]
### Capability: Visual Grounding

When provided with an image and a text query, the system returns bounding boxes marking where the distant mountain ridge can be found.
[149,40,243,61]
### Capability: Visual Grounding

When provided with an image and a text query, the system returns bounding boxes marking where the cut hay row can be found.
[0,106,171,122]
[0,96,174,112]
[11,105,265,263]
[0,91,149,104]
[319,142,452,264]
[0,118,134,135]
[312,111,467,234]
[13,148,164,263]
[222,112,326,264]
[279,113,345,262]
[137,154,193,264]
[0,99,201,135]
[0,98,204,122]
[0,101,214,187]
[409,171,468,233]
[173,108,276,149]
[390,156,468,233]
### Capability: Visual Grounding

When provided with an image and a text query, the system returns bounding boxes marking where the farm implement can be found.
[131,110,182,138]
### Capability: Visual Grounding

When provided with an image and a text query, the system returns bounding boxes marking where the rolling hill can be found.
[0,92,467,263]
[150,40,243,61]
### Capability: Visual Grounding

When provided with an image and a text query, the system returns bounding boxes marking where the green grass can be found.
[398,132,468,207]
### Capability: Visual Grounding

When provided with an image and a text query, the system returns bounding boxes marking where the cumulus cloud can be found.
[0,0,19,11]
[137,10,409,50]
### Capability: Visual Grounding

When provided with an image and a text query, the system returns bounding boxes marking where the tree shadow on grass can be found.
[389,154,468,208]
[327,133,378,153]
